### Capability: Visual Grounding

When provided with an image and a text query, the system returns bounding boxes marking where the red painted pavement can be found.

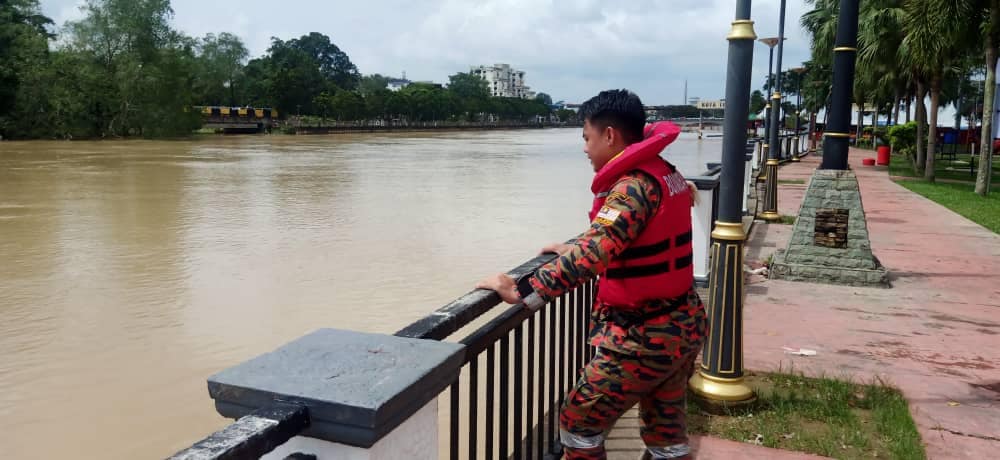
[743,150,1000,459]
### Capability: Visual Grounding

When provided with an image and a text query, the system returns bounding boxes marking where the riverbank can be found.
[279,120,578,135]
[1,124,580,141]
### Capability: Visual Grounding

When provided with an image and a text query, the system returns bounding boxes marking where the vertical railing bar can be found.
[548,297,558,455]
[560,293,568,408]
[486,344,495,460]
[469,358,479,460]
[450,379,459,460]
[514,324,523,459]
[536,306,546,460]
[566,289,579,389]
[526,316,535,460]
[566,289,580,380]
[576,286,587,375]
[500,334,510,459]
[583,280,597,363]
[582,283,588,363]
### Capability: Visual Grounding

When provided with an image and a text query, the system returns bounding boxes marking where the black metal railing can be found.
[396,250,595,460]
[171,246,592,460]
[168,404,309,460]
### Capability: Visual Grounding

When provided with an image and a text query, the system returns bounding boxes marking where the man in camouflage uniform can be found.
[478,89,706,459]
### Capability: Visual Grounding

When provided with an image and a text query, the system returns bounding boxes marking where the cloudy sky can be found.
[40,0,813,106]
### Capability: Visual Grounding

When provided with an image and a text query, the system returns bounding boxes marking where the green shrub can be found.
[888,122,917,155]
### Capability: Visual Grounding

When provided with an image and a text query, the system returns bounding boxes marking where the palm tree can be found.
[801,0,840,149]
[976,0,998,196]
[858,0,907,131]
[802,0,840,68]
[902,0,978,181]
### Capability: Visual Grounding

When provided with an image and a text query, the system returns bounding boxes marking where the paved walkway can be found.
[611,150,999,458]
[744,151,1000,459]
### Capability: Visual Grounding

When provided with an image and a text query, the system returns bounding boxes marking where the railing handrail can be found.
[394,250,561,340]
[168,403,309,460]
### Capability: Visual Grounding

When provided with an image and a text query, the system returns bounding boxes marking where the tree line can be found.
[0,0,557,140]
[798,0,997,196]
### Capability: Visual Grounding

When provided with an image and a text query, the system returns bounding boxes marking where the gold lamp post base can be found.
[689,371,756,411]
[790,155,801,162]
[759,210,781,221]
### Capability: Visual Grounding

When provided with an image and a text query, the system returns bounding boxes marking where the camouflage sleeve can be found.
[527,172,662,302]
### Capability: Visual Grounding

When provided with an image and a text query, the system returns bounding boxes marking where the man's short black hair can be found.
[579,89,646,144]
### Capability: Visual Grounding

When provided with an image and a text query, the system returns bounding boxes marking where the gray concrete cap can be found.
[207,328,465,448]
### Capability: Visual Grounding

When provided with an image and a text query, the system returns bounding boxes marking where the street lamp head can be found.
[758,37,784,48]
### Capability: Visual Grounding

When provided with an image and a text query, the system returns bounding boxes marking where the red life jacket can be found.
[588,122,693,309]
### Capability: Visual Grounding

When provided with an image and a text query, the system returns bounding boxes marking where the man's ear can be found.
[604,125,616,146]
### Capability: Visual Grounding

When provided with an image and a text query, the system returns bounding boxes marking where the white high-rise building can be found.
[470,64,533,99]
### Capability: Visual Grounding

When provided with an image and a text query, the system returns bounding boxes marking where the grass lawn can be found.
[690,372,925,460]
[896,180,1000,234]
[888,152,1000,183]
[883,153,1000,235]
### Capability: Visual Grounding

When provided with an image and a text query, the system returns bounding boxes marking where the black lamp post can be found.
[821,0,860,170]
[791,66,807,162]
[759,38,780,145]
[688,0,757,406]
[760,0,788,222]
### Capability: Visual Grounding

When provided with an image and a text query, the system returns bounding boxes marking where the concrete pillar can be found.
[689,172,721,286]
[262,401,438,460]
[743,153,752,215]
[179,329,465,460]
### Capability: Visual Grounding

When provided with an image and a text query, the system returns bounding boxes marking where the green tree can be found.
[358,74,389,96]
[977,0,998,196]
[331,90,365,120]
[364,88,392,119]
[535,92,553,107]
[385,91,408,120]
[765,70,802,98]
[0,0,55,138]
[447,72,490,119]
[243,33,359,115]
[241,56,273,108]
[902,0,977,181]
[749,90,766,115]
[59,0,199,137]
[555,108,577,123]
[263,38,329,114]
[194,32,248,106]
[287,32,360,90]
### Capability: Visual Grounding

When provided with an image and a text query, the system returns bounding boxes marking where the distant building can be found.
[387,78,411,92]
[696,99,726,110]
[688,97,701,106]
[470,64,533,98]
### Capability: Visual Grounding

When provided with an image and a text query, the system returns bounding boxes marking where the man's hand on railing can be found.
[475,273,521,305]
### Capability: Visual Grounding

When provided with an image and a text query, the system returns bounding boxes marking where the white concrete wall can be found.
[691,187,716,284]
[743,158,751,215]
[262,399,438,460]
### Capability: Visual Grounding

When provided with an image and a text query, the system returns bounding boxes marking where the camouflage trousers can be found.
[558,347,699,460]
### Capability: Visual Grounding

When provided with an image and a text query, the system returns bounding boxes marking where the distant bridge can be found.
[196,106,278,132]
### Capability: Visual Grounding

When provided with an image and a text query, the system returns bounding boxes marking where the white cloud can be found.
[38,0,816,105]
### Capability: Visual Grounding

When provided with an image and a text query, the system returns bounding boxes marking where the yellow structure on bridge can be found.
[196,106,279,133]
[198,106,279,119]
